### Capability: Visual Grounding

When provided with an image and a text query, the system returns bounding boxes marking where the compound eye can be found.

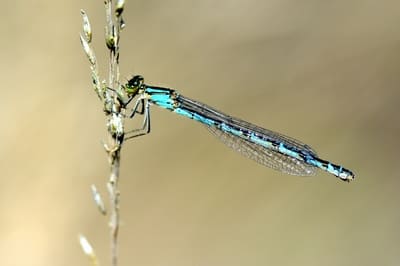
[128,75,144,88]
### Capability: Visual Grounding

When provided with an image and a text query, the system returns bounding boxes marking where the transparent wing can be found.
[221,115,318,157]
[178,95,318,157]
[207,125,316,176]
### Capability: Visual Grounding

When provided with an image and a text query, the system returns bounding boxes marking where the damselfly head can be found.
[125,75,145,96]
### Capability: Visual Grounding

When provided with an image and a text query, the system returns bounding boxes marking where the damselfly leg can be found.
[124,96,151,140]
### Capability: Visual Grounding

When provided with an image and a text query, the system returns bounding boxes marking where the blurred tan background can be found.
[1,0,399,265]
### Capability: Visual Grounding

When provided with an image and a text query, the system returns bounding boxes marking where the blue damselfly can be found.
[123,75,354,182]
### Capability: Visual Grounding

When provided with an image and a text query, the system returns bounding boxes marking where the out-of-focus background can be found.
[1,1,399,265]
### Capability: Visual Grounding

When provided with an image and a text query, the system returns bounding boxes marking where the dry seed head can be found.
[80,10,92,43]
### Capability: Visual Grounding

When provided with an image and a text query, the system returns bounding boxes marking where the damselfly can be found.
[123,75,354,182]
